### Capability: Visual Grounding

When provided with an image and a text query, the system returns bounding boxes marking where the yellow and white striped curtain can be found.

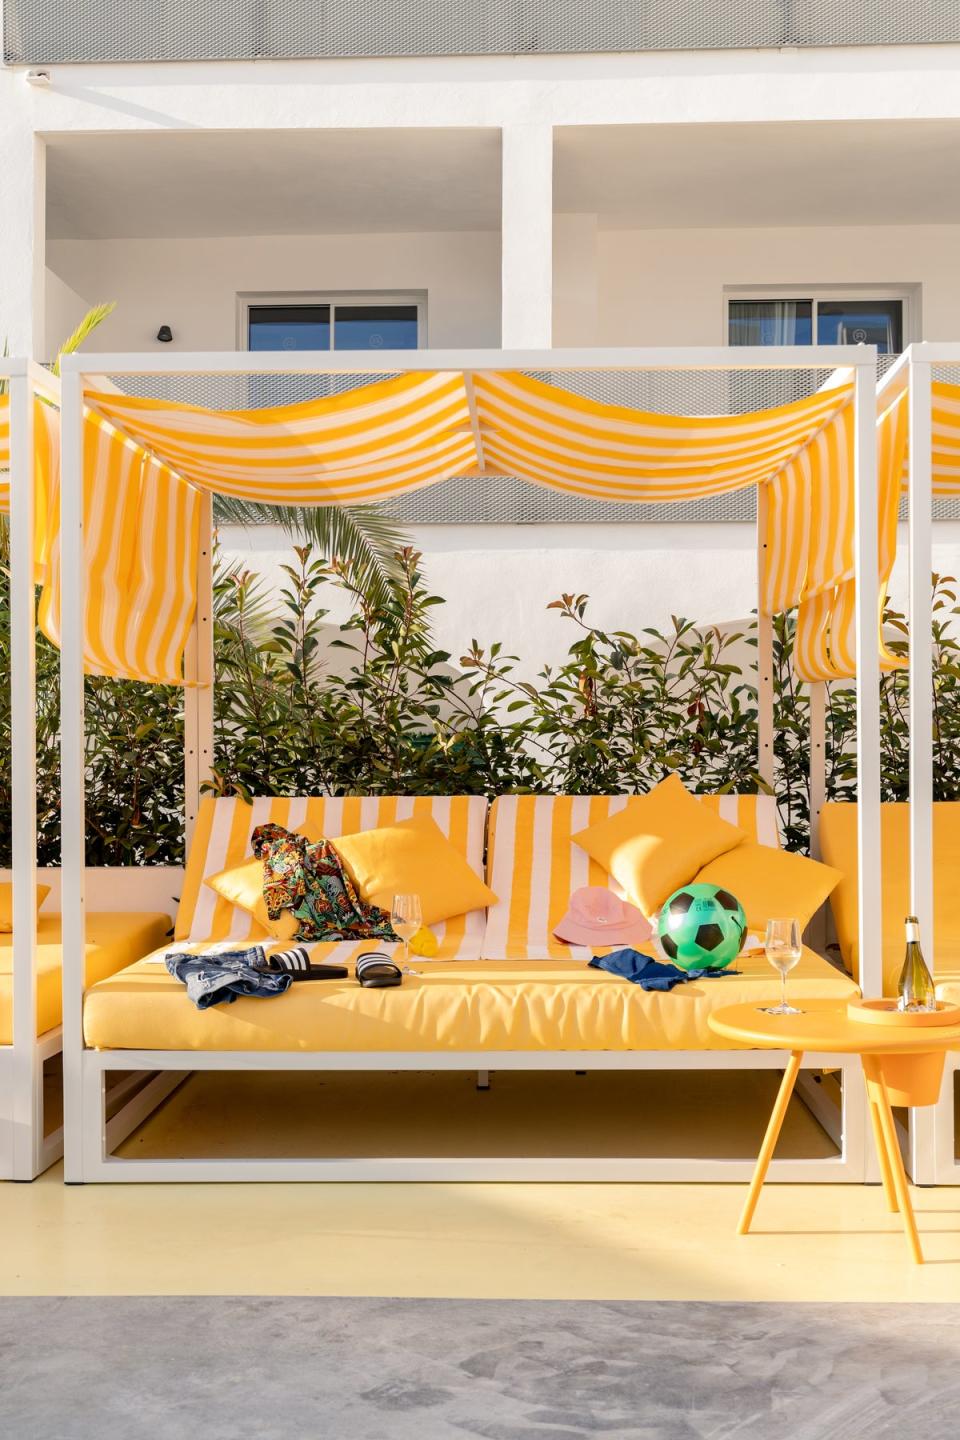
[87,368,854,508]
[85,371,478,505]
[21,365,960,689]
[761,387,908,681]
[3,392,199,683]
[37,409,201,684]
[471,370,854,502]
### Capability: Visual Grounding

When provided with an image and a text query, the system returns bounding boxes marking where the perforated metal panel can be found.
[5,0,960,65]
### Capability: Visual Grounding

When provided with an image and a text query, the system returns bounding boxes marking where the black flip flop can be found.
[264,947,348,981]
[356,952,403,988]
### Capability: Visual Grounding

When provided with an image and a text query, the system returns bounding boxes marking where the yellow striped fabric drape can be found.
[85,367,854,507]
[85,371,478,505]
[471,370,854,502]
[38,408,201,684]
[762,382,909,682]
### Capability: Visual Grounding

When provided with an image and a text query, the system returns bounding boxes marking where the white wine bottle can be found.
[897,915,937,1013]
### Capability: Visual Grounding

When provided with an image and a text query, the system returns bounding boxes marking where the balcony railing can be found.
[5,0,960,66]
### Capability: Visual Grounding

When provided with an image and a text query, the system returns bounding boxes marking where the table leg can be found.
[738,1050,803,1236]
[862,1056,924,1265]
[867,1094,899,1213]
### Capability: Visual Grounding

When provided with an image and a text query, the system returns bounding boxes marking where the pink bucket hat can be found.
[553,886,652,948]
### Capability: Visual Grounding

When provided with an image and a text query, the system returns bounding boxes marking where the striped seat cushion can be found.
[176,795,489,962]
[483,792,780,961]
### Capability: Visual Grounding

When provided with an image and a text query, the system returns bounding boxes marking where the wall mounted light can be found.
[156,325,173,343]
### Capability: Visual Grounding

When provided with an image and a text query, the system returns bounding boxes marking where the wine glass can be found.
[391,893,422,972]
[761,918,804,1015]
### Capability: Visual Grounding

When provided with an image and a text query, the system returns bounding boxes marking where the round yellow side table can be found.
[708,998,960,1264]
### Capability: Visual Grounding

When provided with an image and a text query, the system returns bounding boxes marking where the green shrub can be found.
[1,542,958,864]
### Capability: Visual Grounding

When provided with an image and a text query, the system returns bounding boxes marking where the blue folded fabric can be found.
[164,946,293,1010]
[589,947,741,991]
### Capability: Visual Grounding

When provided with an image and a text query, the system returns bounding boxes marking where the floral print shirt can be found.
[251,822,397,944]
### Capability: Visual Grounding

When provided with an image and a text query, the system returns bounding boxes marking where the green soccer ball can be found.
[656,882,747,972]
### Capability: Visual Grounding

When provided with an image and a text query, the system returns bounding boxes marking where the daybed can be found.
[77,792,861,1182]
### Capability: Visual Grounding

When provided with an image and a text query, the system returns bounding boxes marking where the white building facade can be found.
[4,7,960,662]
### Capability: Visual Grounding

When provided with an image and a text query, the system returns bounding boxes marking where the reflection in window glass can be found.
[816,300,902,354]
[334,304,419,351]
[728,300,812,346]
[248,306,331,351]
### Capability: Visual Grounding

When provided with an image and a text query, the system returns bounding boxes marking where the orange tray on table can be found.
[847,997,960,1028]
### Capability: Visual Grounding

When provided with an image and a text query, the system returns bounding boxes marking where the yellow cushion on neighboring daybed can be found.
[820,800,960,995]
[83,941,856,1053]
[0,911,172,1043]
[0,882,52,932]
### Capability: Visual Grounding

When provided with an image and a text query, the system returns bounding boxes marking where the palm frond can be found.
[52,302,117,376]
[214,497,409,609]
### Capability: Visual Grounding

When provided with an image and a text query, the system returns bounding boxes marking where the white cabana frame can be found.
[894,343,960,1185]
[0,357,65,1179]
[58,345,882,1183]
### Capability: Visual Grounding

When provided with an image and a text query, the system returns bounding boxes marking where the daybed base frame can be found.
[76,1047,866,1184]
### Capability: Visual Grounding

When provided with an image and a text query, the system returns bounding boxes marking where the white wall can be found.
[45,231,501,358]
[220,519,960,688]
[585,223,960,345]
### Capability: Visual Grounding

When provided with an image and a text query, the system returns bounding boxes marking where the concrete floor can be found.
[2,1296,960,1439]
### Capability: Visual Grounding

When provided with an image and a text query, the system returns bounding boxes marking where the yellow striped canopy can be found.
[87,369,853,507]
[7,366,960,687]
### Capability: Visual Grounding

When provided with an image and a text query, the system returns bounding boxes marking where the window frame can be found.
[237,290,428,352]
[722,284,916,353]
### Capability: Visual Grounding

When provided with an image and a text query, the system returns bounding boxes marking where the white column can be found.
[9,365,39,1178]
[908,352,934,957]
[501,125,553,349]
[59,359,87,1182]
[853,357,882,998]
[0,117,45,355]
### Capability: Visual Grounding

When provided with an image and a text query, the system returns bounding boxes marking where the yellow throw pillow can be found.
[203,857,299,942]
[0,882,51,933]
[571,774,745,916]
[331,814,497,928]
[695,841,842,931]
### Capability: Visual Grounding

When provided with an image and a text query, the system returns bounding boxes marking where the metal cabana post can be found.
[853,357,883,1002]
[58,345,879,1183]
[7,359,38,1178]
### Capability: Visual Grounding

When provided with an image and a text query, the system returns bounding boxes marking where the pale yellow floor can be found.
[2,1068,960,1301]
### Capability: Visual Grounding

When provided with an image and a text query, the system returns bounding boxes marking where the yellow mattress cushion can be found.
[819,801,960,994]
[0,911,172,1042]
[83,940,856,1053]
